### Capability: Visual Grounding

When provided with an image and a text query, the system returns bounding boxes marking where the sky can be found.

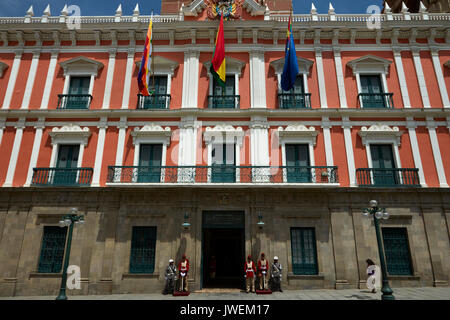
[0,0,385,17]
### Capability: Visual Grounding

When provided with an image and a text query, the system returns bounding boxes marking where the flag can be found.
[281,15,299,92]
[138,15,153,96]
[210,14,226,87]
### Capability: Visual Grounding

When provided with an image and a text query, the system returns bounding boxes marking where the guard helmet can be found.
[274,256,279,260]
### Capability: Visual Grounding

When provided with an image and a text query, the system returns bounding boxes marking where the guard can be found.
[178,254,189,292]
[163,259,177,295]
[257,253,269,291]
[270,256,283,292]
[244,255,256,293]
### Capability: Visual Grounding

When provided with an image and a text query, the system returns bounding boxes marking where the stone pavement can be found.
[1,287,449,300]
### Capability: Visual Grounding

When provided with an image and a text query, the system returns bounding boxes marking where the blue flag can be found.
[281,17,299,92]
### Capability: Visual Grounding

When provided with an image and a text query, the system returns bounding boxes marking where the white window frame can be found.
[277,125,318,183]
[130,124,172,183]
[60,56,104,96]
[203,57,245,109]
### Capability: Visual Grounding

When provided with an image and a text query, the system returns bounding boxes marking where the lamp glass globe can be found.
[382,212,390,220]
[369,200,378,208]
[375,211,383,219]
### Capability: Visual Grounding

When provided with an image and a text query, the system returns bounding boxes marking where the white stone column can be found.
[430,48,450,108]
[40,50,59,109]
[24,118,45,186]
[115,117,128,166]
[315,47,328,108]
[405,118,427,187]
[21,50,40,109]
[342,118,356,187]
[411,47,431,108]
[393,47,411,108]
[333,48,347,108]
[102,49,117,109]
[426,118,448,187]
[3,119,26,187]
[250,117,270,166]
[322,117,334,166]
[91,117,108,187]
[121,49,135,109]
[2,50,22,109]
[178,116,198,166]
[249,50,266,108]
[0,118,5,145]
[181,50,199,108]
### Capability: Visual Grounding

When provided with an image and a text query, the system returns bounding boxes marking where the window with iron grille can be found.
[290,227,318,275]
[129,226,157,274]
[38,226,67,273]
[382,227,413,276]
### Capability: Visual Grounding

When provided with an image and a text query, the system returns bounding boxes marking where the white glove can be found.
[262,271,266,275]
[181,272,186,277]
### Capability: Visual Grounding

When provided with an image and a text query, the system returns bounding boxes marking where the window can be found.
[291,227,318,275]
[137,144,162,183]
[38,226,67,273]
[359,75,388,108]
[210,76,237,108]
[382,227,413,276]
[285,144,311,183]
[138,76,170,109]
[211,143,236,183]
[279,75,310,109]
[129,226,157,274]
[53,145,80,186]
[370,144,399,186]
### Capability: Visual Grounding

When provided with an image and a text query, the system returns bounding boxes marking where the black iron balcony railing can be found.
[32,168,93,186]
[278,93,312,109]
[57,94,92,109]
[208,95,240,109]
[137,93,171,109]
[357,93,394,109]
[356,168,420,187]
[107,165,338,184]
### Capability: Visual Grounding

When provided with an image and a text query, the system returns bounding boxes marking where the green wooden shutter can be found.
[138,144,162,183]
[129,226,157,274]
[54,145,80,185]
[286,144,311,183]
[360,75,385,108]
[382,227,413,275]
[212,76,235,108]
[290,227,318,275]
[212,144,236,183]
[38,226,67,273]
[67,76,90,109]
[370,144,398,186]
[147,76,168,108]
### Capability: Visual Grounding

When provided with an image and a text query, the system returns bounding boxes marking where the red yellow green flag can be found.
[210,14,226,87]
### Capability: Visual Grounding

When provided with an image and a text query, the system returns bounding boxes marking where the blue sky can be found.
[0,0,385,17]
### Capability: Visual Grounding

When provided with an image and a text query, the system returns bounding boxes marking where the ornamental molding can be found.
[182,0,265,17]
[0,61,8,78]
[59,56,104,77]
[269,56,314,76]
[444,60,450,69]
[203,124,244,146]
[135,55,179,76]
[131,123,172,146]
[277,124,318,146]
[347,54,392,76]
[358,124,403,146]
[203,56,246,76]
[49,124,91,146]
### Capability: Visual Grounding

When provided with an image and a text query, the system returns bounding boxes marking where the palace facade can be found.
[0,0,449,296]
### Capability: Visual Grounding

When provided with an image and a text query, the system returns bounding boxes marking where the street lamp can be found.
[257,212,265,228]
[182,212,190,229]
[362,200,394,300]
[56,208,84,301]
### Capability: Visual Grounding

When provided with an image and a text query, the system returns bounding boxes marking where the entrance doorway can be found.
[202,211,245,289]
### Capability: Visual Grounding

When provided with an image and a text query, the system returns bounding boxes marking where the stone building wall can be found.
[0,187,448,296]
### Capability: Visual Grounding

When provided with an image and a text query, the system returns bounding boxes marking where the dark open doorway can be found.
[202,211,245,289]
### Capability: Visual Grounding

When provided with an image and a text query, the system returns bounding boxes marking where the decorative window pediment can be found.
[0,61,8,78]
[347,55,392,76]
[203,124,244,146]
[59,56,104,77]
[131,123,172,146]
[203,57,246,76]
[444,60,450,69]
[270,57,314,76]
[49,124,91,146]
[135,55,179,76]
[277,124,318,146]
[358,124,403,146]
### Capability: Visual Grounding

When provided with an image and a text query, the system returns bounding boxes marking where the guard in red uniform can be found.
[257,253,269,290]
[178,254,189,292]
[244,255,256,293]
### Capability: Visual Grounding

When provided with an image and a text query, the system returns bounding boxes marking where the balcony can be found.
[357,93,394,109]
[208,95,240,109]
[278,93,311,109]
[57,94,92,109]
[356,168,420,187]
[31,168,93,187]
[107,166,338,185]
[137,94,171,109]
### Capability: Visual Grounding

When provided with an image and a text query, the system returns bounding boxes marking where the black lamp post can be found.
[56,208,85,301]
[362,200,395,300]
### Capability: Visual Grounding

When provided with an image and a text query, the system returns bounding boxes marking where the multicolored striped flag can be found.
[210,14,226,87]
[281,14,299,92]
[138,14,153,96]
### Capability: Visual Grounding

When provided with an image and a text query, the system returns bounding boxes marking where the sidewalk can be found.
[1,287,449,300]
